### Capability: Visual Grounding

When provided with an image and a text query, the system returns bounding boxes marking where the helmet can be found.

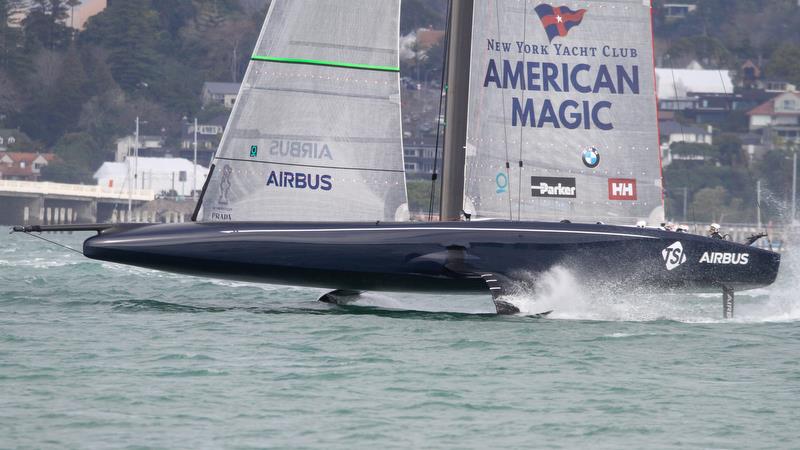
[678,224,689,233]
[636,220,647,228]
[709,223,721,233]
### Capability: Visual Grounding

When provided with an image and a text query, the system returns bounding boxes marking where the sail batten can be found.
[250,56,400,72]
[200,0,407,223]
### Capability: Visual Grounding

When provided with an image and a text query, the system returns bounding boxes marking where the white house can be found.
[94,157,209,197]
[114,135,166,162]
[747,92,800,145]
[655,67,734,101]
[659,120,714,166]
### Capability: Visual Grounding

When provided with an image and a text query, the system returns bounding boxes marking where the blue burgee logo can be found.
[534,4,587,42]
[496,172,509,193]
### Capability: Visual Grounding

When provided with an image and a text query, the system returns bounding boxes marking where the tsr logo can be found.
[662,241,687,271]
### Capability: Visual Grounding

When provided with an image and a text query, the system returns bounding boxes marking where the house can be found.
[655,67,734,100]
[202,82,241,109]
[179,115,228,165]
[403,136,439,174]
[659,121,713,166]
[94,157,209,197]
[114,135,167,162]
[754,80,797,94]
[0,129,31,151]
[0,152,58,181]
[747,92,800,147]
[663,3,697,20]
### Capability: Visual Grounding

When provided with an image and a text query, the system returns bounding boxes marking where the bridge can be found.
[0,179,155,225]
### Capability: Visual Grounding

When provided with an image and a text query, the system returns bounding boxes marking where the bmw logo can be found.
[582,147,600,168]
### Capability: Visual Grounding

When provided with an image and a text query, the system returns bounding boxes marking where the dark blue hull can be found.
[81,221,780,294]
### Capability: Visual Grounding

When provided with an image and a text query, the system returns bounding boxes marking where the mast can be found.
[440,0,474,221]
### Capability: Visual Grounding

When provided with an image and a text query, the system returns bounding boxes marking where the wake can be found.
[504,241,800,323]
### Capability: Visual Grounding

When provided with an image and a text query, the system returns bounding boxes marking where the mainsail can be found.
[200,0,408,222]
[463,0,663,225]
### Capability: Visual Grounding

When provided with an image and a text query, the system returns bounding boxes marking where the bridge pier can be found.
[0,195,45,226]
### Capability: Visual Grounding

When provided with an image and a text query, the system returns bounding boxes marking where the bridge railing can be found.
[0,179,155,201]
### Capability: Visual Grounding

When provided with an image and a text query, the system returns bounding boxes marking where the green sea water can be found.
[1,232,799,449]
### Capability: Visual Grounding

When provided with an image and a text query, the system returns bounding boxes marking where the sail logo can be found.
[270,140,333,160]
[662,242,687,271]
[496,172,509,194]
[531,176,576,198]
[700,252,750,266]
[534,4,587,42]
[582,147,600,168]
[217,164,233,205]
[266,171,332,191]
[608,178,637,201]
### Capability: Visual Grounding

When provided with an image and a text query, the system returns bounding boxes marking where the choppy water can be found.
[1,232,799,449]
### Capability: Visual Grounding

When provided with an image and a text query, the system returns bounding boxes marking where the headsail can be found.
[199,0,408,222]
[463,0,663,225]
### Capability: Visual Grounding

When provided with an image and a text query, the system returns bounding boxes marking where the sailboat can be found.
[14,0,780,317]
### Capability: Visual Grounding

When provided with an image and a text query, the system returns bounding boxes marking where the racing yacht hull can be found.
[80,221,780,295]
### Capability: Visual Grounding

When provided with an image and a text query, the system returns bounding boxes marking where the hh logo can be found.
[534,4,587,42]
[608,178,637,200]
[662,242,687,271]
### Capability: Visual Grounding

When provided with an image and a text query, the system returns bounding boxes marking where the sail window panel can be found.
[465,0,663,224]
[256,0,399,69]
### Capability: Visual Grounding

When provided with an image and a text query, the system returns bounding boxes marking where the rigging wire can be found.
[427,0,454,221]
[17,231,83,255]
[492,0,514,221]
[515,5,529,222]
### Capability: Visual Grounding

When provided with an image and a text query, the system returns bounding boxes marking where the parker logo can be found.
[531,176,577,198]
[608,178,637,200]
[662,241,687,271]
[700,252,750,266]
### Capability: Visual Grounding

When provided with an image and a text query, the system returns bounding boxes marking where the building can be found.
[655,67,734,101]
[114,135,167,162]
[747,92,800,147]
[202,82,241,110]
[403,136,439,175]
[663,3,697,20]
[179,115,227,165]
[659,121,713,166]
[94,157,209,198]
[0,152,58,181]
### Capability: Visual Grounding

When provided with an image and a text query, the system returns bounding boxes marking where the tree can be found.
[23,0,72,50]
[52,132,100,169]
[17,45,89,143]
[715,134,747,167]
[765,43,800,86]
[40,160,93,183]
[0,0,29,75]
[82,1,161,92]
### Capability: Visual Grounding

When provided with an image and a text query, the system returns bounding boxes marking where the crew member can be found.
[709,223,724,240]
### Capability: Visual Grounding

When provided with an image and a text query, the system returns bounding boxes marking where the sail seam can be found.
[227,132,400,144]
[249,86,392,101]
[215,157,406,174]
[251,55,400,72]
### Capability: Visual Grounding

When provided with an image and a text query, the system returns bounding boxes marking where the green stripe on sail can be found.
[251,55,399,72]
